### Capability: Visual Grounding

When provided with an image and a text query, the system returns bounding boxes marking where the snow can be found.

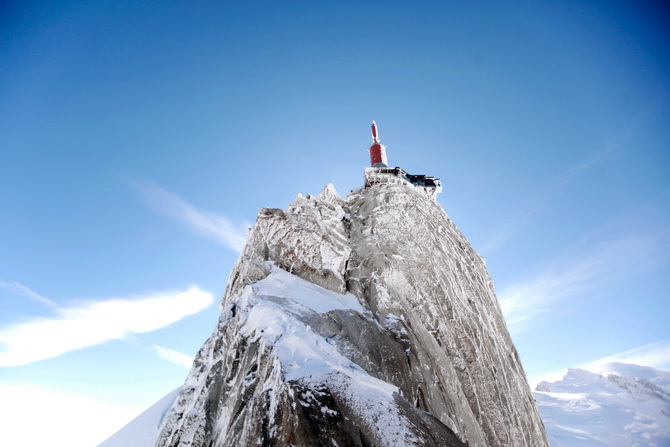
[98,388,180,447]
[315,371,418,447]
[236,266,417,446]
[320,183,340,199]
[246,264,365,316]
[151,261,424,446]
[534,362,670,447]
[242,302,356,381]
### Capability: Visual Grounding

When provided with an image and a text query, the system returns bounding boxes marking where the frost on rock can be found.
[224,184,351,299]
[345,184,548,447]
[154,182,548,447]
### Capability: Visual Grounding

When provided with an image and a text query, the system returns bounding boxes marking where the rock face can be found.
[154,183,549,447]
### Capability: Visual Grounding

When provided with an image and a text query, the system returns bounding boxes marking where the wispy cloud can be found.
[480,147,614,256]
[0,280,60,310]
[131,181,248,252]
[0,287,213,367]
[583,339,670,372]
[150,345,194,368]
[528,339,670,386]
[499,233,663,334]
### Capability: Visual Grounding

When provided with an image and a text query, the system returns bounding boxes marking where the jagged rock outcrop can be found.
[154,183,549,447]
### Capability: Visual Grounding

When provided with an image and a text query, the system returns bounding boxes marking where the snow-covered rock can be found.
[107,182,548,446]
[534,362,670,447]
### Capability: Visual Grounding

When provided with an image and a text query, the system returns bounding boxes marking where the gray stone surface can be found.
[155,183,549,447]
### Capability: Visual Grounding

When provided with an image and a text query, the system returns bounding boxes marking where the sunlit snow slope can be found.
[534,362,670,447]
[99,388,180,447]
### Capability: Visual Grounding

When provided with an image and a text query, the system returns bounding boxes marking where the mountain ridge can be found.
[108,182,549,446]
[534,362,670,446]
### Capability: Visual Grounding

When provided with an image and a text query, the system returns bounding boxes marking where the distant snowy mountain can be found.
[103,360,670,447]
[534,362,670,446]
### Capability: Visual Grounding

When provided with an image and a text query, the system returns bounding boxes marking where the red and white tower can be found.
[369,121,388,167]
[363,121,442,199]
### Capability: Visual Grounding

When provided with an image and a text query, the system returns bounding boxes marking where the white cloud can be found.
[0,380,143,447]
[499,234,662,334]
[0,280,60,309]
[529,339,670,387]
[131,182,248,252]
[582,339,670,372]
[0,287,213,367]
[150,345,194,368]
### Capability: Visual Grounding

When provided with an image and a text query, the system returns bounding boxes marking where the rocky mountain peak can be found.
[154,182,549,447]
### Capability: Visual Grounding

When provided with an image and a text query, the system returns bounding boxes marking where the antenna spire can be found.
[368,121,388,167]
[371,121,380,144]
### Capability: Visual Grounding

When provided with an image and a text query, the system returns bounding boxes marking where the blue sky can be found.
[1,1,669,445]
